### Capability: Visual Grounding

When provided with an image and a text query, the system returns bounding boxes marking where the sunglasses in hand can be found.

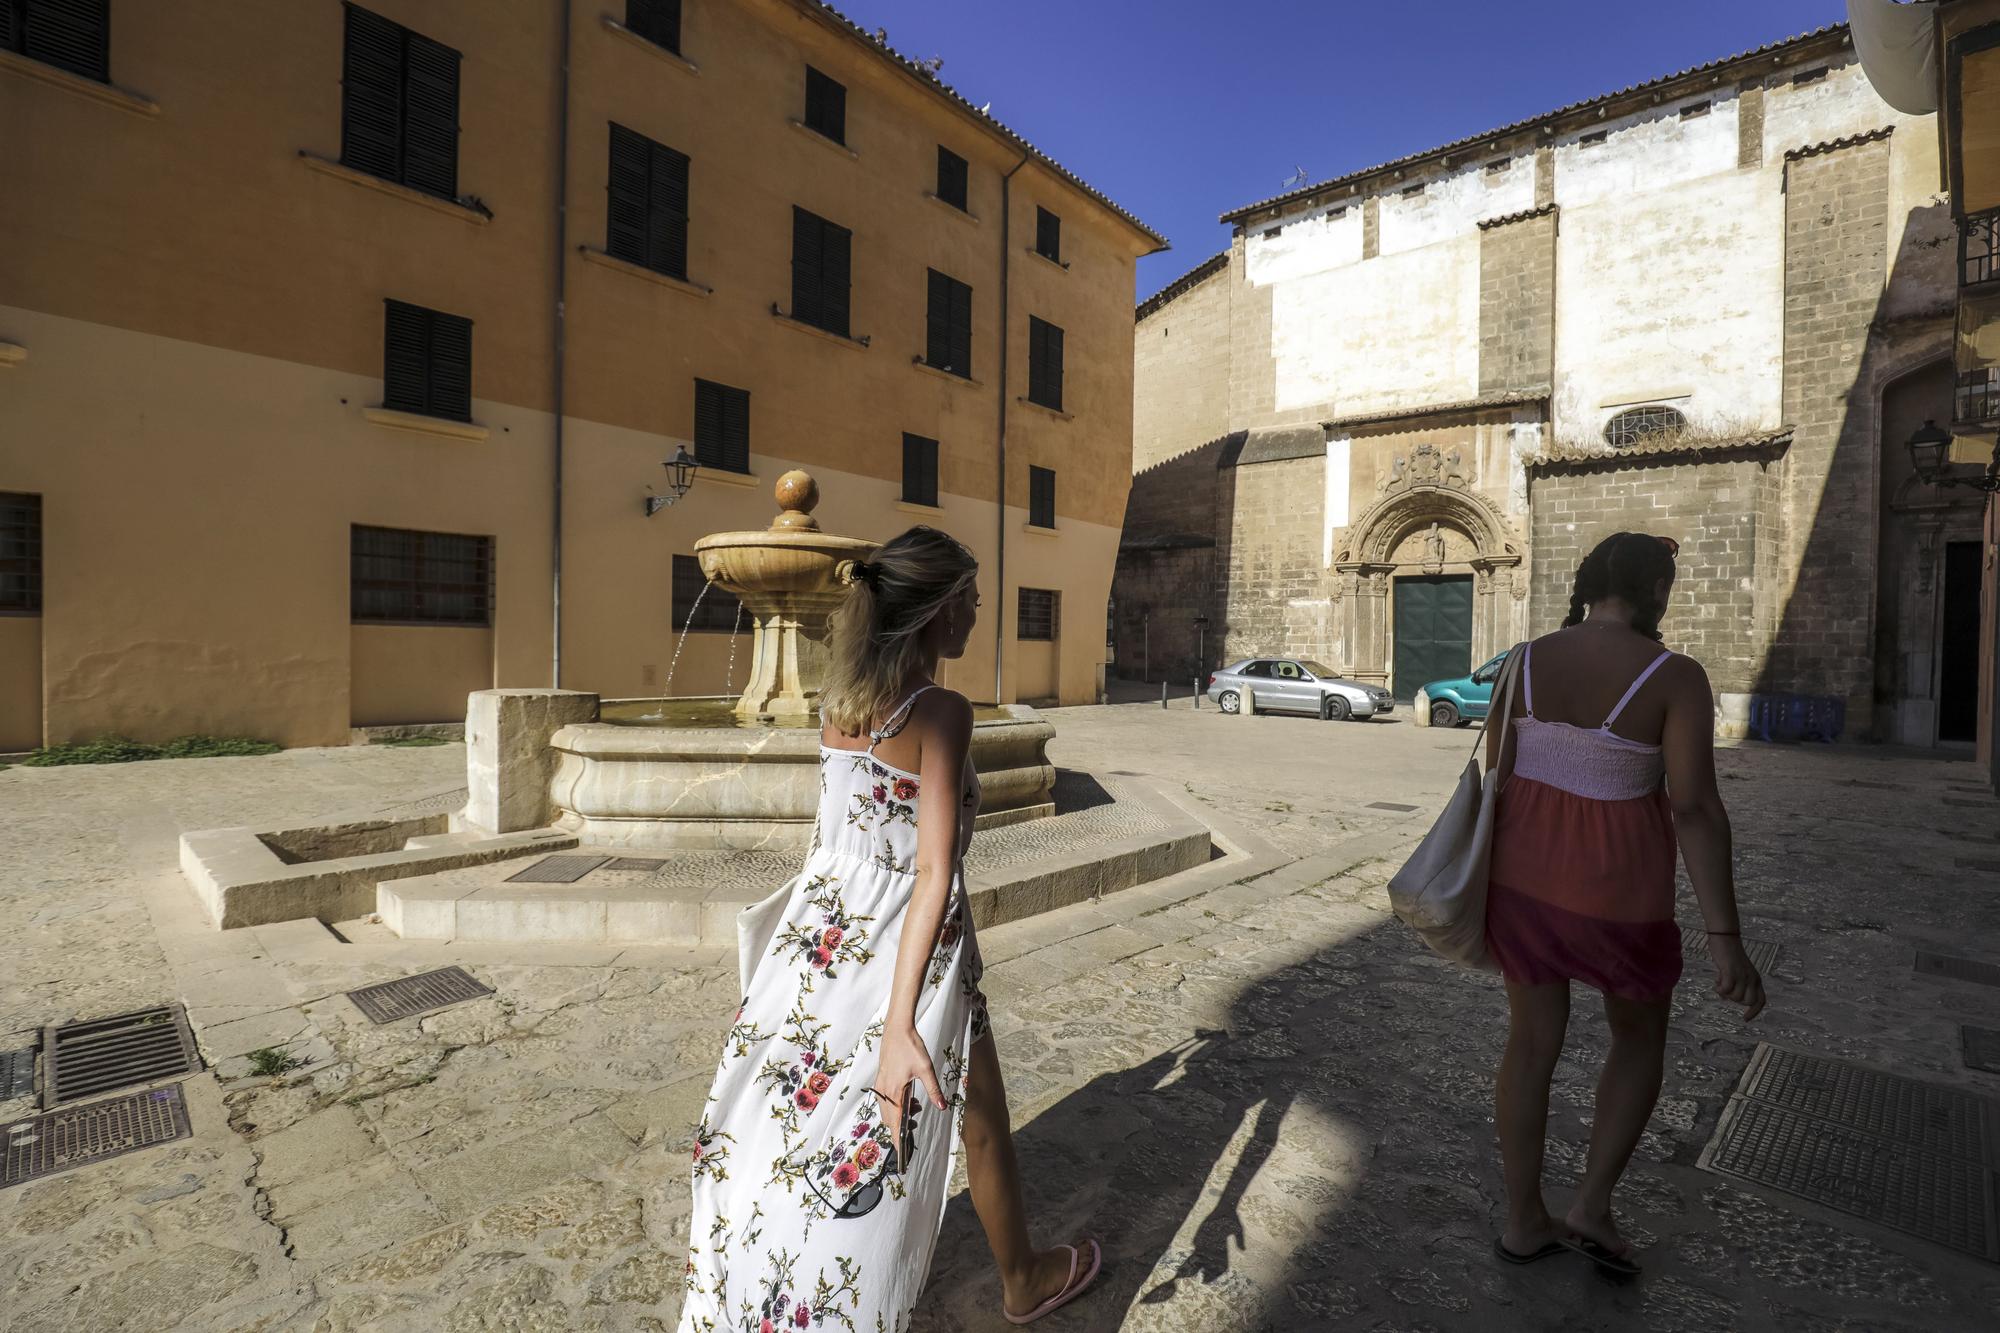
[807,1085,918,1220]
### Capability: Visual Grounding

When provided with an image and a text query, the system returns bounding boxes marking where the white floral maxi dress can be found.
[678,687,990,1333]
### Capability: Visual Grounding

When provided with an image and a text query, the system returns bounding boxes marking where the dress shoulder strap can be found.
[867,685,938,749]
[1521,642,1536,717]
[1602,650,1673,730]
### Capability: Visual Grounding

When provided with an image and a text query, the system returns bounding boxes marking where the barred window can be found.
[673,554,743,633]
[1018,587,1059,642]
[0,492,42,615]
[351,525,492,626]
[1604,404,1687,448]
[1963,210,1999,288]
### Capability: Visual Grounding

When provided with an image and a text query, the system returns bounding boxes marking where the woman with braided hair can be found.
[678,526,1100,1331]
[1484,532,1764,1276]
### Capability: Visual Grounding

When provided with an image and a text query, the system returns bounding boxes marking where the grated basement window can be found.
[1017,588,1058,642]
[351,525,492,626]
[341,4,461,201]
[902,433,939,508]
[606,123,690,280]
[673,554,742,632]
[624,0,680,54]
[1604,404,1687,448]
[0,492,42,615]
[2,0,109,82]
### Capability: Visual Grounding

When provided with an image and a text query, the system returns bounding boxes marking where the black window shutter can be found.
[936,146,968,210]
[949,278,972,377]
[791,207,823,330]
[1029,316,1063,408]
[1035,207,1061,261]
[428,311,473,421]
[902,434,938,507]
[606,124,651,266]
[821,220,850,337]
[400,30,460,200]
[21,0,108,81]
[805,66,846,143]
[1045,322,1064,410]
[0,4,16,52]
[722,385,750,474]
[383,301,430,415]
[650,140,690,279]
[340,5,403,183]
[926,270,949,370]
[1030,466,1055,527]
[625,0,680,53]
[695,380,749,473]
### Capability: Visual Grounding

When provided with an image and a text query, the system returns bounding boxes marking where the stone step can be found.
[377,774,1212,945]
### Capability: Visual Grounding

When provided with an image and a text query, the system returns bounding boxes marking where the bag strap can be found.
[1474,643,1528,771]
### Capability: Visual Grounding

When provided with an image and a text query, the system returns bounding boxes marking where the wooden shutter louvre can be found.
[722,385,750,474]
[383,301,431,415]
[626,0,680,53]
[949,279,972,377]
[694,380,725,470]
[400,31,460,200]
[606,124,651,266]
[1046,322,1063,410]
[903,434,938,507]
[791,208,823,330]
[22,0,107,81]
[428,311,473,422]
[1029,317,1064,409]
[649,141,690,279]
[1,3,17,52]
[1035,208,1061,262]
[805,66,845,143]
[926,270,950,370]
[1030,467,1056,528]
[821,219,851,337]
[936,147,968,210]
[340,4,404,183]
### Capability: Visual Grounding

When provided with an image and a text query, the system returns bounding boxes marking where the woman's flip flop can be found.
[1560,1234,1642,1277]
[1003,1239,1104,1325]
[1493,1236,1568,1265]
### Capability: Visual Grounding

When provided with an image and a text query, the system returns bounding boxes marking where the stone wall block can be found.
[462,689,600,835]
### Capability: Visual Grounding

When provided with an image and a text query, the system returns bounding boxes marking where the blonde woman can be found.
[677,526,1100,1331]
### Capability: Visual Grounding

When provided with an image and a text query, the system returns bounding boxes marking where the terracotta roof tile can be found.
[1323,388,1549,432]
[1526,427,1795,470]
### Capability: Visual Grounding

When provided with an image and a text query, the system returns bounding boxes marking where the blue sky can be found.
[831,0,1850,300]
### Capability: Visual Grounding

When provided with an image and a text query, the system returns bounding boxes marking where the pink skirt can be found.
[1485,775,1682,1000]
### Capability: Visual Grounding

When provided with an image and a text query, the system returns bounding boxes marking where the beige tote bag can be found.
[1387,643,1525,971]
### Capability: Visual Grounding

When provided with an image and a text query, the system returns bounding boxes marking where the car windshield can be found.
[1299,662,1339,679]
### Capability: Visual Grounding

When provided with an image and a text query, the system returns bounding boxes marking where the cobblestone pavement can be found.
[2,705,1998,1331]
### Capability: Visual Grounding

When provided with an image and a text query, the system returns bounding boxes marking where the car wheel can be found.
[1430,701,1459,728]
[1322,695,1351,722]
[1218,690,1240,714]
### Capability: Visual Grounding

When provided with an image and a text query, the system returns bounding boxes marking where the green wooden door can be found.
[1392,575,1473,700]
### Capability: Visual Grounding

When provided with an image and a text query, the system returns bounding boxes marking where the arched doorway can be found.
[1333,445,1525,696]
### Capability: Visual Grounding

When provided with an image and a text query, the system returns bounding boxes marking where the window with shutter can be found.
[936,146,968,210]
[925,269,972,377]
[673,554,744,632]
[1034,207,1061,263]
[1027,316,1064,411]
[790,207,851,338]
[803,65,846,144]
[351,525,493,626]
[694,379,751,474]
[6,0,108,82]
[1017,588,1059,642]
[1029,467,1056,528]
[0,492,42,615]
[902,434,939,508]
[607,123,690,278]
[624,0,681,53]
[341,4,461,201]
[382,300,473,422]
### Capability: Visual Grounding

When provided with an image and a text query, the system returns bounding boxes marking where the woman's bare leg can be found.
[1495,979,1571,1253]
[961,1033,1089,1314]
[1568,992,1669,1255]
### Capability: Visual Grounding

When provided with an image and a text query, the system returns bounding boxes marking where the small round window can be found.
[1604,404,1687,448]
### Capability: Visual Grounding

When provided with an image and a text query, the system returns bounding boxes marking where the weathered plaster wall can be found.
[1133,266,1232,473]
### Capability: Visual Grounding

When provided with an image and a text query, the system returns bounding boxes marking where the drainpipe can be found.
[996,152,1029,703]
[550,0,572,688]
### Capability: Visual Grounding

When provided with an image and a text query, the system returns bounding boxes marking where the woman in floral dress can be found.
[678,526,1101,1332]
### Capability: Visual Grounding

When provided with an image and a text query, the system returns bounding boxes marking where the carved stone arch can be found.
[1340,482,1518,567]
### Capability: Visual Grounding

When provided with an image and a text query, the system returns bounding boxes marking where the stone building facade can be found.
[1121,25,1978,744]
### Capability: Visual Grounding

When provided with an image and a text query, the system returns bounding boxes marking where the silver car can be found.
[1206,658,1396,721]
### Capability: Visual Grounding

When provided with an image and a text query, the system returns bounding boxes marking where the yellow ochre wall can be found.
[0,0,1158,748]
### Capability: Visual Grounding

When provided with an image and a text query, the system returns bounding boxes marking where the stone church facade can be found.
[1120,25,1979,743]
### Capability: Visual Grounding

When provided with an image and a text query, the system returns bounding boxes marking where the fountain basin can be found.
[549,701,1056,850]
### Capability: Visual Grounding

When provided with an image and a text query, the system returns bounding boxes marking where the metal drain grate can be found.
[42,1006,200,1110]
[504,854,609,884]
[1914,951,2000,989]
[1678,926,1781,975]
[3,1085,192,1190]
[1965,1027,2000,1077]
[1703,1096,1993,1259]
[347,966,494,1025]
[1700,1043,2000,1261]
[1366,801,1420,812]
[1,1049,34,1101]
[602,857,668,872]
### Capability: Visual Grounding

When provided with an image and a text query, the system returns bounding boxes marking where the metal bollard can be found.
[1192,677,1201,709]
[1160,681,1168,710]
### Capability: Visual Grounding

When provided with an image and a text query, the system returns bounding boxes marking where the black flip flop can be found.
[1560,1235,1642,1276]
[1493,1237,1568,1265]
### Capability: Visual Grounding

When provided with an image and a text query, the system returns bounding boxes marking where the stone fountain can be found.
[534,471,1054,850]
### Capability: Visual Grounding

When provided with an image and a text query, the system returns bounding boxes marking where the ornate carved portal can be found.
[1332,444,1526,691]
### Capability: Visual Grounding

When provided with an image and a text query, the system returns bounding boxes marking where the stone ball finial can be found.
[771,469,821,531]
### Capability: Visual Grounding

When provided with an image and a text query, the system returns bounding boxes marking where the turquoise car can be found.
[1421,652,1511,728]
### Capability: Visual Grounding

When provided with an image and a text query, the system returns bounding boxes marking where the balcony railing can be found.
[1964,209,2000,288]
[1959,368,2000,428]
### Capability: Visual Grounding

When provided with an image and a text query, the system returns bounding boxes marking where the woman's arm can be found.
[872,691,974,1130]
[1661,657,1765,1020]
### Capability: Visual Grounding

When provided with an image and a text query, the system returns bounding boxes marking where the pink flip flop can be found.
[1003,1239,1103,1325]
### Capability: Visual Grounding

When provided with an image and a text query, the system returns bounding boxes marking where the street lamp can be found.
[1908,419,2000,494]
[644,446,699,516]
